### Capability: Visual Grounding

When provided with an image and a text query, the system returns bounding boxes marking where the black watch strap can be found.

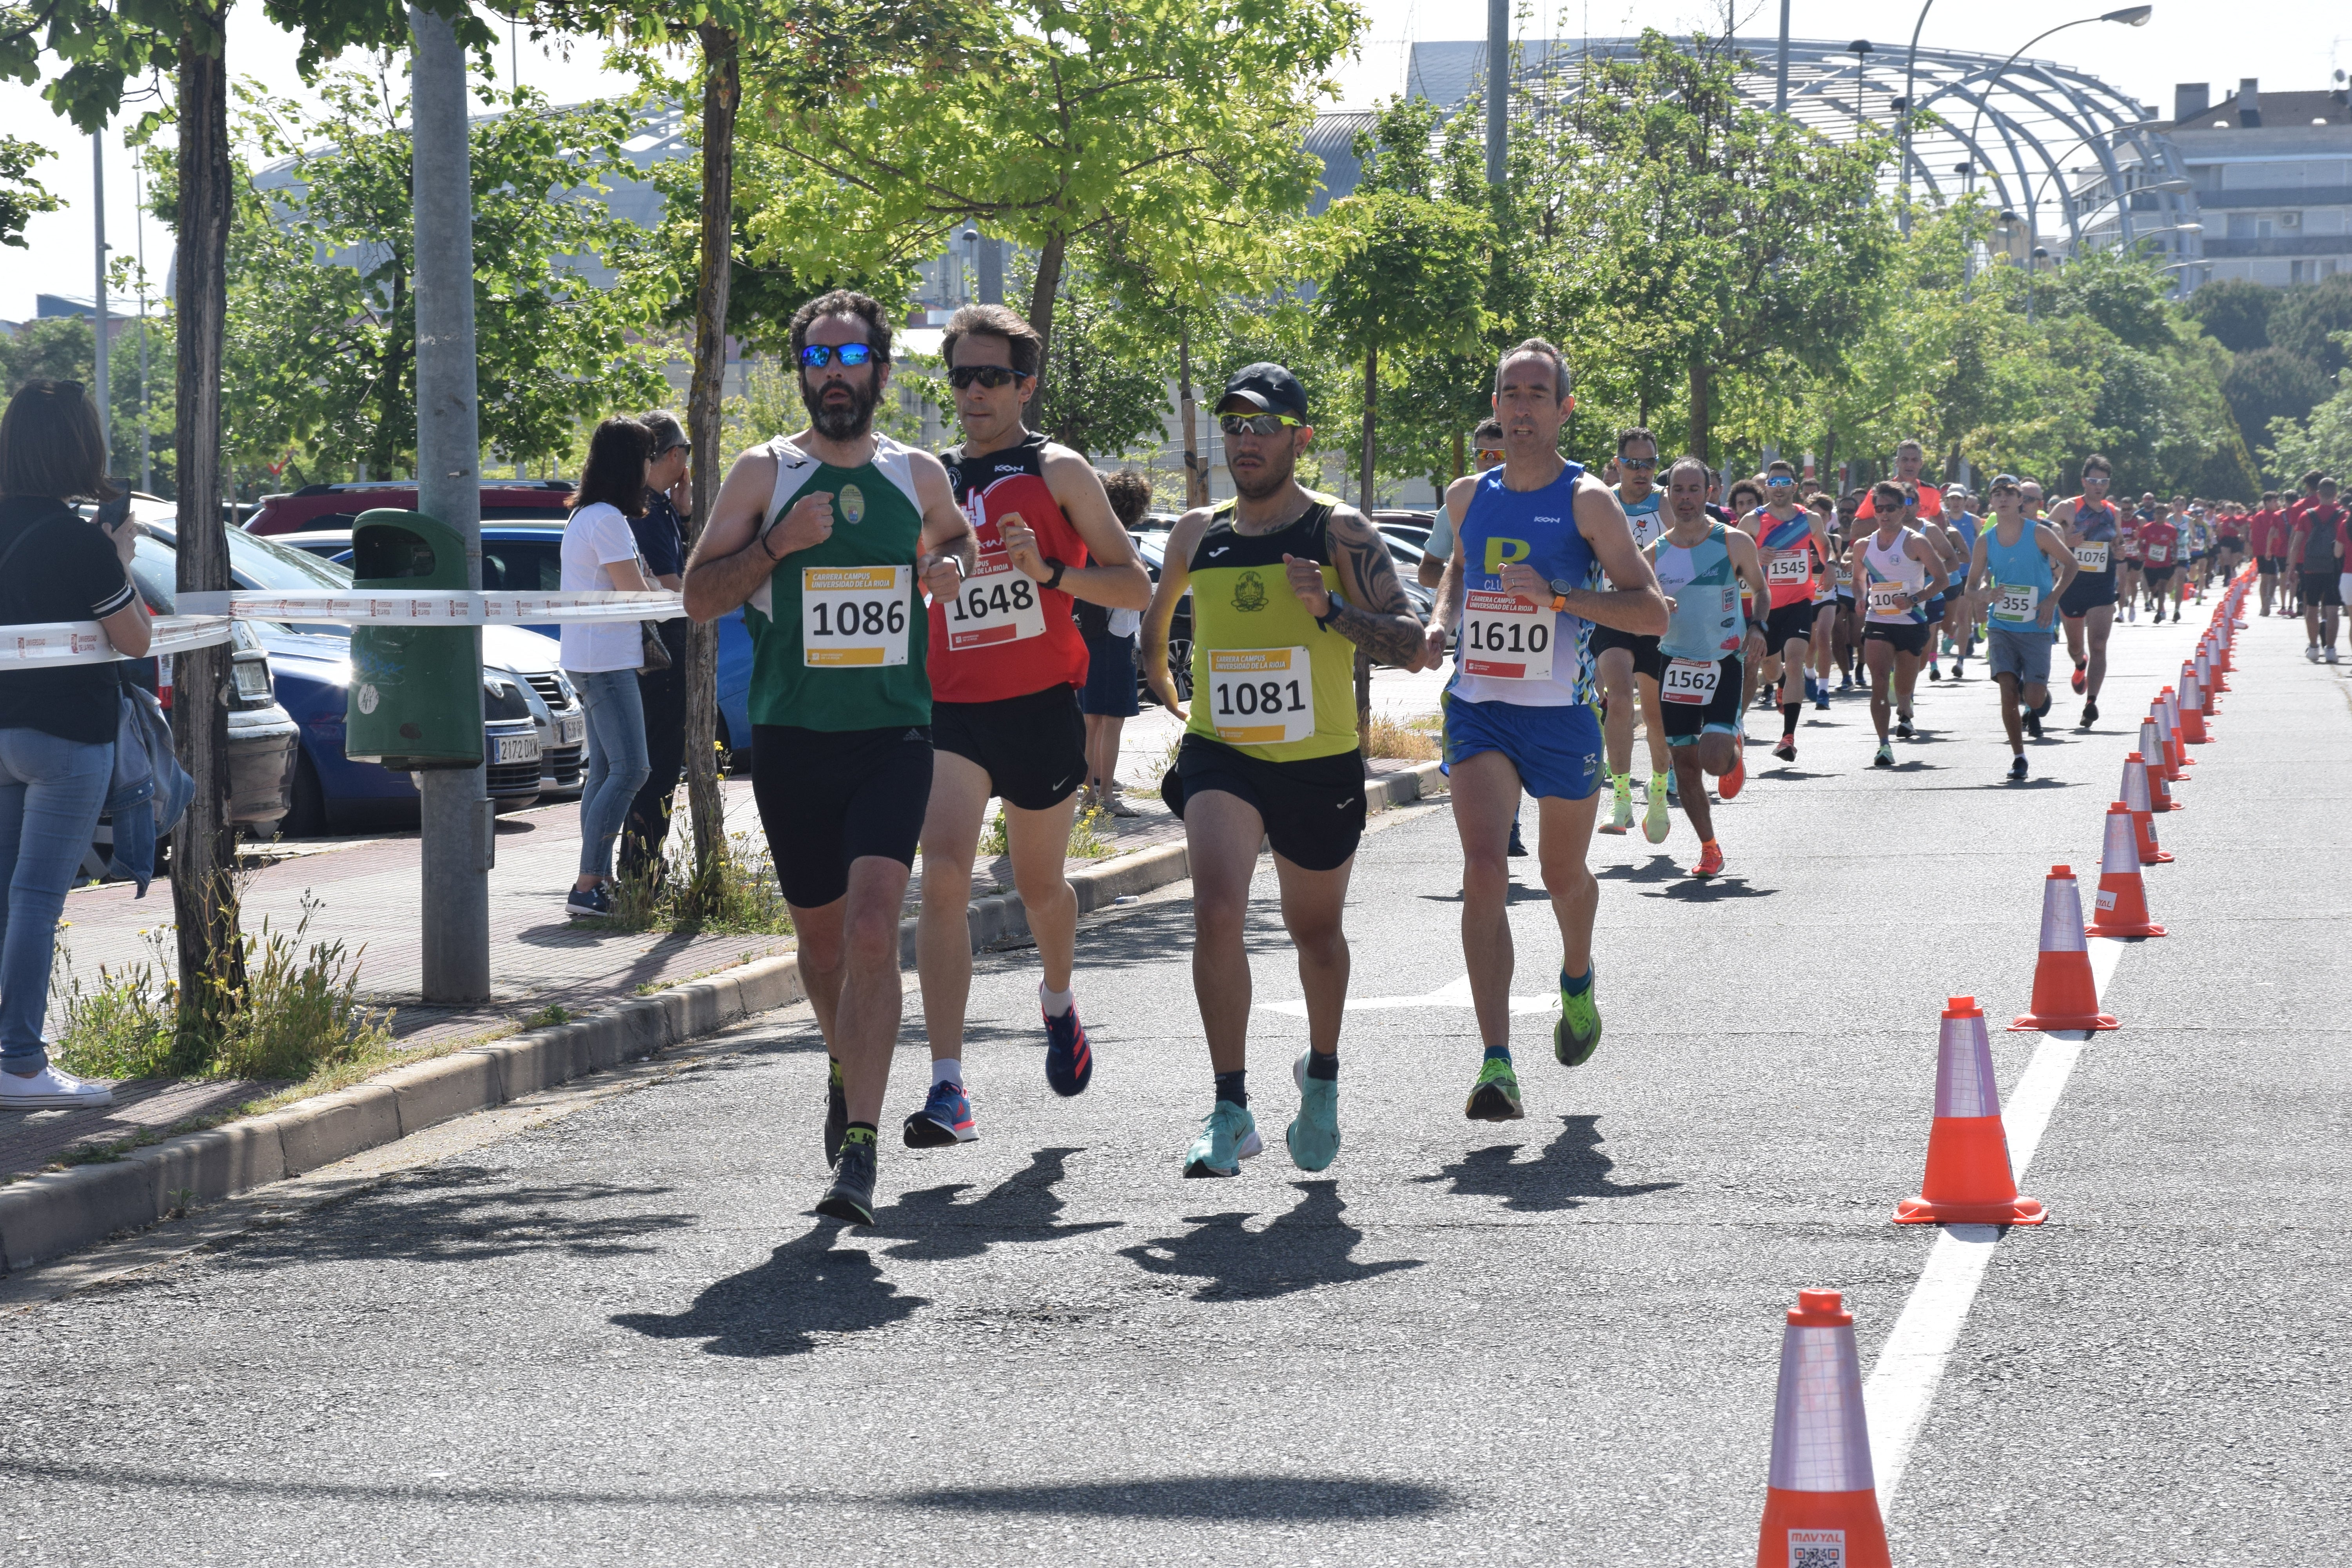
[1044,558,1067,592]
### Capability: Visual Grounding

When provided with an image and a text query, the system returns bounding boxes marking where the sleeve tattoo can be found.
[1327,514,1429,668]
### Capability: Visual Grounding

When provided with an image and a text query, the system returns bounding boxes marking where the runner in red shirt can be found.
[2138,508,2183,623]
[2284,470,2325,616]
[906,303,1152,1148]
[2251,490,2285,615]
[2288,479,2348,662]
[2214,501,2247,583]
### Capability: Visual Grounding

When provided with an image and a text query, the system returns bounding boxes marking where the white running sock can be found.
[1040,984,1075,1018]
[931,1057,962,1088]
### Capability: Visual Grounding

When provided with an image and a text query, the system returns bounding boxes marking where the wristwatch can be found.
[1547,576,1573,612]
[1043,558,1067,592]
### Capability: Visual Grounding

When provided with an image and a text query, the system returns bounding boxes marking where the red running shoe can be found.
[1692,840,1724,878]
[1718,737,1746,800]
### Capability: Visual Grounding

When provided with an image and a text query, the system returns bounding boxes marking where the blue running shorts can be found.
[1442,693,1604,802]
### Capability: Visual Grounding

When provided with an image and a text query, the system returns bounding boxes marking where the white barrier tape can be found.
[176,589,685,624]
[0,615,233,668]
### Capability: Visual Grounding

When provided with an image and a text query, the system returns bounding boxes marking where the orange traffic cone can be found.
[2137,721,2180,808]
[2155,695,2192,775]
[2010,867,2121,1032]
[1896,997,2047,1225]
[2121,755,2172,865]
[2176,665,2210,744]
[2200,640,2228,694]
[2087,801,2166,938]
[1754,1289,1891,1568]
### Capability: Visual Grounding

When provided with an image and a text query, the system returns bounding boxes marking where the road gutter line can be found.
[1862,934,2126,1514]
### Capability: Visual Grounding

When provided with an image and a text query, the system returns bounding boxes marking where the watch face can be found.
[1549,577,1573,596]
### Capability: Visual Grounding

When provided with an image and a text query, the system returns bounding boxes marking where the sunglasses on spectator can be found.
[801,343,884,368]
[659,440,692,457]
[1218,412,1303,437]
[949,365,1022,390]
[1475,447,1506,463]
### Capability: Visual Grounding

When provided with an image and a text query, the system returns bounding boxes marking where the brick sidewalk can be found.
[7,666,1446,1180]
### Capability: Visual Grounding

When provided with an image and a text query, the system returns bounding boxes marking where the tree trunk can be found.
[170,8,244,1050]
[1686,356,1711,473]
[1355,345,1376,767]
[1176,319,1206,509]
[1019,228,1067,429]
[1819,425,1837,490]
[682,21,739,902]
[1452,429,1465,483]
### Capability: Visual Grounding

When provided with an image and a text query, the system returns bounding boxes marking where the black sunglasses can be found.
[948,365,1021,390]
[801,343,885,368]
[1218,412,1303,437]
[659,440,692,457]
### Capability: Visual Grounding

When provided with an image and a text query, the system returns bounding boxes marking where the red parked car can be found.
[244,479,576,536]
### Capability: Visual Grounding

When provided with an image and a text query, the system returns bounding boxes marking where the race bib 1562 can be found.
[1660,656,1720,704]
[803,565,911,667]
[1205,647,1314,744]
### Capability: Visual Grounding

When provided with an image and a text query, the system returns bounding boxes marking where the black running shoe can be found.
[2083,697,2100,726]
[2024,708,2043,740]
[824,1059,848,1169]
[1507,820,1528,857]
[2007,755,2028,782]
[815,1135,877,1225]
[1927,663,1942,682]
[1895,715,1914,739]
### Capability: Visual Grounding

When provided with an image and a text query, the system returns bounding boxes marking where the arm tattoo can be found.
[1327,512,1429,667]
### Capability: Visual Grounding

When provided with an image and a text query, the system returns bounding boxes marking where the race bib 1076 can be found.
[803,565,911,667]
[2073,541,2110,571]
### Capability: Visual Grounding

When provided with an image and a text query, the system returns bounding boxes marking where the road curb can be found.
[0,758,1446,1272]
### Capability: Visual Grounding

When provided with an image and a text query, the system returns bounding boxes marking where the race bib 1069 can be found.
[1205,647,1314,745]
[1866,581,1909,618]
[1459,590,1555,681]
[803,565,911,667]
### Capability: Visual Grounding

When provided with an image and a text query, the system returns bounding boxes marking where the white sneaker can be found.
[2308,645,2322,662]
[2329,649,2341,665]
[0,1063,115,1110]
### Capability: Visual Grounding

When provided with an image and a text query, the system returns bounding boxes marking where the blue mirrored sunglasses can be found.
[801,343,884,368]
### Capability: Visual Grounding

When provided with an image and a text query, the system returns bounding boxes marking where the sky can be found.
[4,0,2350,322]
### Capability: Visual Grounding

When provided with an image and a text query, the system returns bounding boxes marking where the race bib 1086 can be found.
[1205,647,1314,744]
[1459,589,1555,681]
[803,564,911,667]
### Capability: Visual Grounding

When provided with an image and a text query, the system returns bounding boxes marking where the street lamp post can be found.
[1962,8,2155,208]
[1847,40,1874,134]
[1899,0,1938,227]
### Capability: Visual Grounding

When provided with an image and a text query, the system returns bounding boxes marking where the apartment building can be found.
[2163,78,2352,289]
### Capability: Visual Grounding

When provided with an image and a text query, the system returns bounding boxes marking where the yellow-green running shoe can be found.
[1464,1056,1525,1122]
[1642,773,1671,844]
[1555,968,1603,1066]
[1597,775,1633,835]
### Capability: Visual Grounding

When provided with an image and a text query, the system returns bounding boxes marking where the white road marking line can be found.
[1254,973,1555,1017]
[1862,935,2127,1513]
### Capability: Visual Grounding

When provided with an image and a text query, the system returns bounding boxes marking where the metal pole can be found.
[91,130,109,462]
[1776,0,1791,113]
[1485,0,1508,187]
[134,151,150,494]
[1901,0,1936,225]
[411,4,490,1003]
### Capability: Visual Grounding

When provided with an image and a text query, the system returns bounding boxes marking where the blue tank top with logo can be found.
[1984,523,2056,642]
[1449,461,1596,708]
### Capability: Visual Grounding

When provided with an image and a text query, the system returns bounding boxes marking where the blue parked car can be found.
[274,522,755,767]
[130,505,576,834]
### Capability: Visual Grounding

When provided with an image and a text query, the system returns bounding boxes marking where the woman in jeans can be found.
[0,382,152,1108]
[560,416,656,919]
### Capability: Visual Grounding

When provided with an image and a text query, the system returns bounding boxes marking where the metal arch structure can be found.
[1504,37,2201,279]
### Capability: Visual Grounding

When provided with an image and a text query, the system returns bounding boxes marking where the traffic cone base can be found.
[1895,1116,2048,1224]
[2011,866,2121,1031]
[1757,1492,1892,1568]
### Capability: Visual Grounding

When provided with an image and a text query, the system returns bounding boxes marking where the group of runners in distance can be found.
[677,285,2330,1223]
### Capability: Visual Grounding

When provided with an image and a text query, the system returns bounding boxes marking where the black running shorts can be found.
[1764,599,1815,657]
[1863,621,1932,658]
[1162,733,1365,873]
[752,723,934,909]
[1588,621,1664,682]
[932,684,1087,812]
[2300,569,2343,608]
[2143,565,2176,588]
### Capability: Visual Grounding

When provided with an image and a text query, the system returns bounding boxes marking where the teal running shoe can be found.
[1555,969,1603,1066]
[1183,1099,1263,1178]
[1285,1053,1341,1172]
[1464,1055,1525,1122]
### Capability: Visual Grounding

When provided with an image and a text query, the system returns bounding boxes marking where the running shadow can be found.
[1415,883,1559,904]
[1118,1180,1421,1301]
[1414,1114,1679,1213]
[1760,768,1838,782]
[1647,875,1776,903]
[1594,855,1679,884]
[892,1475,1455,1521]
[610,1222,929,1356]
[870,1145,1122,1263]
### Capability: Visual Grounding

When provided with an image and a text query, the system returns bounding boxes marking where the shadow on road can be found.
[893,1475,1456,1521]
[1645,875,1776,902]
[1594,855,1679,884]
[1415,883,1564,903]
[1414,1114,1679,1212]
[611,1222,929,1356]
[215,1165,695,1269]
[872,1146,1122,1263]
[1118,1179,1421,1301]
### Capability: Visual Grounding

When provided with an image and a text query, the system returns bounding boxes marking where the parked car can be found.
[126,503,563,832]
[1371,509,1436,552]
[1129,532,1192,704]
[276,522,749,770]
[243,478,581,538]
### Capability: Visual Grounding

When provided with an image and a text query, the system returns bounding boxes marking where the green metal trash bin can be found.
[344,508,482,769]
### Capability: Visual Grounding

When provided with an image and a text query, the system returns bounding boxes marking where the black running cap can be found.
[1218,363,1308,421]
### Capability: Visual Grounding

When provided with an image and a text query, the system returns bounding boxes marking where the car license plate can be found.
[558,712,584,746]
[232,662,272,701]
[495,734,539,765]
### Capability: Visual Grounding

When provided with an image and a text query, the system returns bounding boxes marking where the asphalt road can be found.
[4,597,2343,1566]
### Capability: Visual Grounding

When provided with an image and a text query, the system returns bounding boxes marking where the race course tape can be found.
[0,591,687,668]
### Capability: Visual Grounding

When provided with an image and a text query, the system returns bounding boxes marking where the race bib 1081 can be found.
[1205,647,1315,745]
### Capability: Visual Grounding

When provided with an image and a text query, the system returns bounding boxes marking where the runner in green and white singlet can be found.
[683,290,976,1228]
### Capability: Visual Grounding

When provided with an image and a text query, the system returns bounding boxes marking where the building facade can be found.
[2158,79,2352,289]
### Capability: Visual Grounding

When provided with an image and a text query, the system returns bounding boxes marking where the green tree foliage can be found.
[0,132,58,247]
[2270,274,2352,381]
[208,67,668,479]
[1033,274,1174,464]
[2262,331,2352,480]
[2223,347,2329,446]
[2188,277,2277,353]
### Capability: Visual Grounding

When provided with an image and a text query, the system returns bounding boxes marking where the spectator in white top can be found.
[560,416,656,919]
